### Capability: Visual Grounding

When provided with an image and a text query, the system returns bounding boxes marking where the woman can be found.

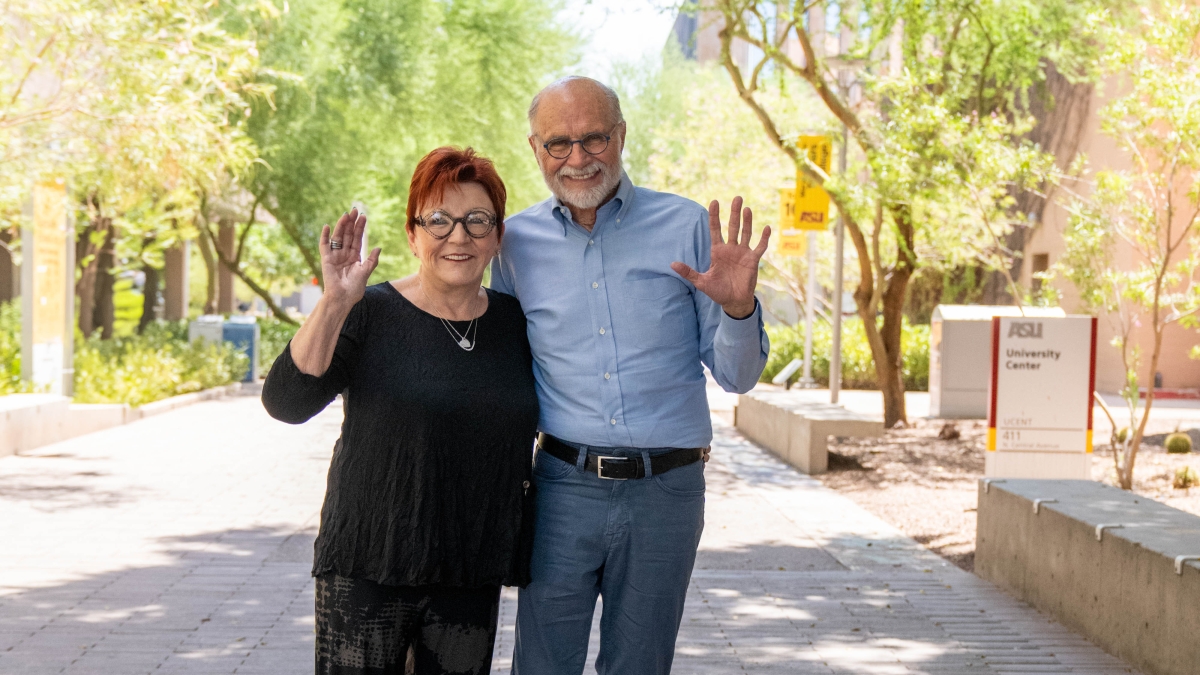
[261,147,539,675]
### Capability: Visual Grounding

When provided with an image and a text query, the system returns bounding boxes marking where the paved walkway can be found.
[0,394,1137,674]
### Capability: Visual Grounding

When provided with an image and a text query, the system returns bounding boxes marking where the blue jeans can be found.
[512,443,705,675]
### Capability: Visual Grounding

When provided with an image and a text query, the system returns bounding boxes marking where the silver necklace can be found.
[420,283,481,351]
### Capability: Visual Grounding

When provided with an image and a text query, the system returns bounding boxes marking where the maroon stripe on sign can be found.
[988,317,1000,429]
[1088,316,1097,431]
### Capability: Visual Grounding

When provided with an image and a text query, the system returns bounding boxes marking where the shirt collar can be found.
[551,172,636,235]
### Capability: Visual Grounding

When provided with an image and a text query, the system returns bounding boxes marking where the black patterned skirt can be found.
[315,574,501,675]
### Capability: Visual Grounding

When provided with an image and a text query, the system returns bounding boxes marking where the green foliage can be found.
[762,320,929,392]
[112,277,142,338]
[0,303,243,404]
[1055,0,1200,488]
[0,302,31,395]
[2,0,267,244]
[708,0,1109,426]
[1166,433,1194,455]
[245,0,576,286]
[73,324,249,407]
[258,316,300,371]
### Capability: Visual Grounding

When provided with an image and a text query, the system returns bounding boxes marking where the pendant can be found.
[458,338,471,349]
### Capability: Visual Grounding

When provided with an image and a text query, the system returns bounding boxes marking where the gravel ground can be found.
[819,418,1200,574]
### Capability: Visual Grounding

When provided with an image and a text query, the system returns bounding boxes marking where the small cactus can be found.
[1173,466,1199,490]
[1166,432,1193,454]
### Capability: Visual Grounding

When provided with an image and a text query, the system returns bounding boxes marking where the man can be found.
[491,76,770,675]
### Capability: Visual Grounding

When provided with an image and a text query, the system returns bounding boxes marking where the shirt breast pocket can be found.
[624,277,693,350]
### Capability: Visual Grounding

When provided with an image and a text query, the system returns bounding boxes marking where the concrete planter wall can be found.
[0,383,246,457]
[976,479,1200,675]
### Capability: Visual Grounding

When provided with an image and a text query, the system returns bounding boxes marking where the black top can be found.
[261,283,539,587]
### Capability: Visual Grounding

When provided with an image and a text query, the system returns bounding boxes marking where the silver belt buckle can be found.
[595,456,628,480]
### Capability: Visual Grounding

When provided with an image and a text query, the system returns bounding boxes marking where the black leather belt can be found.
[536,433,703,480]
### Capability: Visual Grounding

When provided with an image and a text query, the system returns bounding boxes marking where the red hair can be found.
[406,147,507,234]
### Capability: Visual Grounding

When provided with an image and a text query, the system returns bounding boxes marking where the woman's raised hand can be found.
[320,208,382,309]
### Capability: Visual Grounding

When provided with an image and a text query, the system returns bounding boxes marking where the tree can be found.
[704,0,1104,426]
[1057,1,1200,490]
[243,0,575,289]
[2,0,270,334]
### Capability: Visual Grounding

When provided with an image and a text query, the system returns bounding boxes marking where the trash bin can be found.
[222,317,260,383]
[187,315,224,344]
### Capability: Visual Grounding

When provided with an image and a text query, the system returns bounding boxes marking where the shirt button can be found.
[599,327,605,335]
[616,219,621,223]
[604,372,610,380]
[610,418,617,425]
[589,239,594,246]
[522,480,530,489]
[592,282,598,289]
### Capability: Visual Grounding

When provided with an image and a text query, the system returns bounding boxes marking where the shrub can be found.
[0,302,31,395]
[763,319,930,391]
[1166,432,1194,454]
[1174,465,1199,489]
[73,326,248,407]
[0,304,247,405]
[257,316,300,371]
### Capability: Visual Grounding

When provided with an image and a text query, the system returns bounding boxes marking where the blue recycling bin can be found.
[222,319,260,383]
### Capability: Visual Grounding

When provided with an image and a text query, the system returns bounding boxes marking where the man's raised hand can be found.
[670,197,770,319]
[320,207,382,309]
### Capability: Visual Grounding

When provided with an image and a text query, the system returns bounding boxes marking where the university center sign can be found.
[986,315,1097,479]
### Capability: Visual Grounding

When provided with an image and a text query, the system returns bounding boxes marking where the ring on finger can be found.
[329,239,343,250]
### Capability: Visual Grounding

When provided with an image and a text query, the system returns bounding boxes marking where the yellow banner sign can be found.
[24,179,71,394]
[32,181,68,348]
[795,135,832,231]
[777,187,806,257]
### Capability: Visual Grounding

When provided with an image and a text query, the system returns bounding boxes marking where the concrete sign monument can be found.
[986,315,1097,479]
[21,179,75,395]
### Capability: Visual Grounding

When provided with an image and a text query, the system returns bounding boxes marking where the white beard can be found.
[544,157,624,210]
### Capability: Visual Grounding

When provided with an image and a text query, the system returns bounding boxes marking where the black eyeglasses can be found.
[541,126,620,160]
[415,210,497,239]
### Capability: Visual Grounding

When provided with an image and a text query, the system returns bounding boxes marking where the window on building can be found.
[1031,253,1050,293]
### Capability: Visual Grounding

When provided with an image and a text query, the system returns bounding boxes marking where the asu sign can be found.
[1007,321,1044,339]
[986,315,1097,478]
[777,187,805,257]
[777,135,833,257]
[794,135,831,230]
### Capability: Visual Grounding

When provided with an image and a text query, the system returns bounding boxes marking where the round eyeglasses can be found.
[541,129,615,160]
[415,210,497,240]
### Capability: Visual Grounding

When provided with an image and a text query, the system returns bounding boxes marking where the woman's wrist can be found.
[318,289,360,317]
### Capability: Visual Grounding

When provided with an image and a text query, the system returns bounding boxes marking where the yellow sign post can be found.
[777,187,805,256]
[795,135,832,230]
[777,135,833,257]
[22,179,74,395]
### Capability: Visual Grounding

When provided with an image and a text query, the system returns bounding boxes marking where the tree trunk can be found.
[138,264,160,334]
[857,209,917,429]
[1121,292,1169,489]
[877,271,912,428]
[94,224,116,340]
[196,224,218,315]
[76,216,109,337]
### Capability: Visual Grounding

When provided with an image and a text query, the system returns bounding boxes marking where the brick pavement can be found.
[0,394,1137,674]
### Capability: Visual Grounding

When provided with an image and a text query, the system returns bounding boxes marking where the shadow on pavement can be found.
[0,526,316,675]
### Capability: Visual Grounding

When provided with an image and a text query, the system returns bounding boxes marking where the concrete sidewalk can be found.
[0,395,1137,673]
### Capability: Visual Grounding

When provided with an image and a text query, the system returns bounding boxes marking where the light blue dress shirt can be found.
[490,174,769,449]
